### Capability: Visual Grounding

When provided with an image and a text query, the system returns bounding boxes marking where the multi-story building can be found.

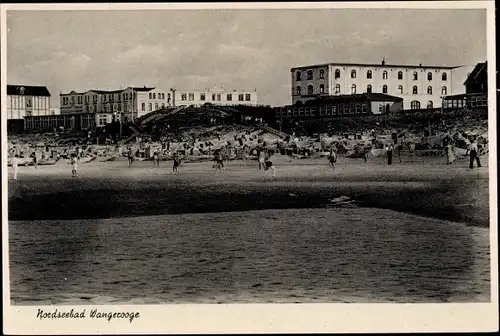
[291,61,460,110]
[60,86,259,125]
[7,85,51,119]
[443,61,488,109]
[7,85,51,133]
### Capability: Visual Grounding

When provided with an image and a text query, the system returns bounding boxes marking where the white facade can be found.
[7,85,51,120]
[61,86,259,121]
[173,88,258,108]
[291,62,458,109]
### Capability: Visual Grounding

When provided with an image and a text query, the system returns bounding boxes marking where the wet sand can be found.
[7,155,490,227]
[7,155,491,304]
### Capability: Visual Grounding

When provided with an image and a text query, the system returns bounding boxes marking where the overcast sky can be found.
[7,8,486,107]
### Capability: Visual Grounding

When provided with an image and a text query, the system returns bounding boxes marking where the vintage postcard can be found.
[1,1,498,334]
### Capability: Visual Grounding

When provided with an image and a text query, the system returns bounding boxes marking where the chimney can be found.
[382,58,385,66]
[419,64,422,67]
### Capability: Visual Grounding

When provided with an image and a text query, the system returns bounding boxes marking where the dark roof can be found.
[463,62,487,85]
[301,93,403,105]
[7,85,51,96]
[443,92,487,100]
[91,89,125,94]
[291,62,460,71]
[130,87,155,92]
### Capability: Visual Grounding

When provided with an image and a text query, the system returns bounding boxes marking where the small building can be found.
[275,93,403,120]
[7,85,51,133]
[443,61,487,109]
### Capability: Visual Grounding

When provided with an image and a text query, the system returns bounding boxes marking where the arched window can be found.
[149,93,152,99]
[382,71,388,80]
[382,85,388,94]
[319,69,325,79]
[442,86,447,95]
[307,85,314,95]
[307,70,313,80]
[398,85,403,94]
[153,93,156,99]
[427,72,433,80]
[398,71,403,80]
[367,84,372,93]
[335,69,341,79]
[335,84,340,94]
[427,86,433,95]
[351,84,356,94]
[427,101,434,109]
[319,84,325,94]
[296,86,301,95]
[410,100,421,110]
[442,72,447,81]
[413,86,418,94]
[413,72,418,80]
[351,70,356,78]
[296,71,302,81]
[367,70,372,79]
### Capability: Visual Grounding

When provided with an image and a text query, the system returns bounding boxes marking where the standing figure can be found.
[172,152,181,174]
[409,142,416,162]
[258,145,266,170]
[264,151,276,178]
[70,154,78,177]
[386,144,394,165]
[467,139,482,169]
[213,150,224,171]
[153,150,160,167]
[398,142,403,163]
[363,147,368,163]
[127,148,134,167]
[328,147,337,170]
[445,142,456,164]
[31,151,38,169]
[12,155,19,180]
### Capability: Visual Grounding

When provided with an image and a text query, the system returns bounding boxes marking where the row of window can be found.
[62,92,137,105]
[149,92,169,100]
[9,96,49,109]
[296,84,448,96]
[278,103,371,118]
[296,69,448,81]
[141,102,166,112]
[443,96,487,109]
[179,93,252,102]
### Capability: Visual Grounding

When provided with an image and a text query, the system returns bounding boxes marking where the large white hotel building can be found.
[291,61,460,110]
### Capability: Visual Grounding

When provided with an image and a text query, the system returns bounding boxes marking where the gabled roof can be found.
[464,61,487,85]
[7,85,51,96]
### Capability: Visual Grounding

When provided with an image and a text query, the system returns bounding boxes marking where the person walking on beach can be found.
[213,149,224,171]
[397,142,403,163]
[467,139,482,169]
[127,148,134,167]
[445,141,456,164]
[70,153,78,177]
[152,150,160,167]
[386,144,394,165]
[264,150,276,178]
[362,147,368,163]
[172,152,181,175]
[12,154,19,180]
[31,151,38,169]
[328,147,337,170]
[257,144,266,170]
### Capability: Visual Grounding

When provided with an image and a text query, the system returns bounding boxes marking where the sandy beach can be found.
[7,154,491,304]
